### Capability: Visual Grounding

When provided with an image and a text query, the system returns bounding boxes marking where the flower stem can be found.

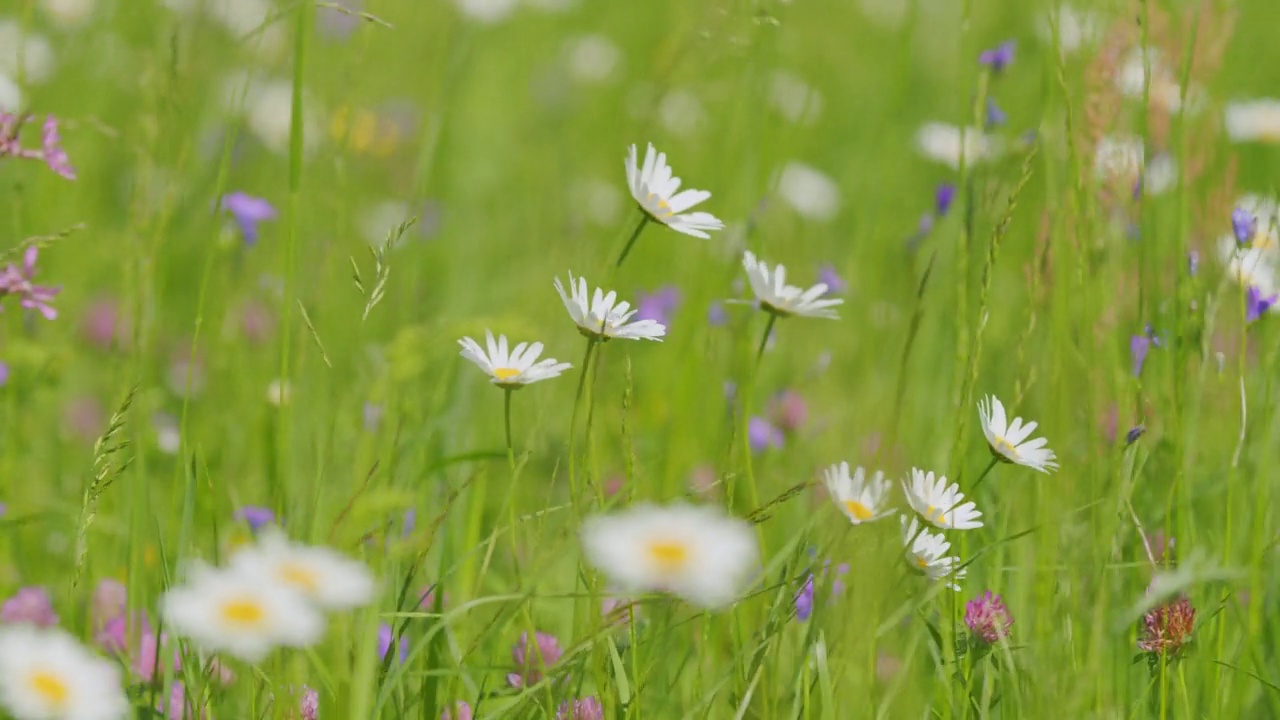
[970,456,999,492]
[567,339,598,504]
[504,388,515,472]
[614,212,651,269]
[755,313,778,367]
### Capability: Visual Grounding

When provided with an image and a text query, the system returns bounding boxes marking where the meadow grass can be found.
[3,0,1280,717]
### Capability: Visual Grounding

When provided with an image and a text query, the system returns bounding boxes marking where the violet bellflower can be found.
[748,416,784,453]
[635,285,682,326]
[0,247,60,319]
[1246,285,1278,323]
[978,41,1016,72]
[1232,206,1257,246]
[1130,325,1161,376]
[219,192,278,246]
[935,183,957,216]
[1125,425,1146,446]
[985,98,1008,128]
[794,575,815,620]
[818,264,847,295]
[235,505,276,532]
[377,623,409,664]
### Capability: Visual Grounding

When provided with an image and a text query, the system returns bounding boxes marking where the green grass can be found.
[4,0,1280,717]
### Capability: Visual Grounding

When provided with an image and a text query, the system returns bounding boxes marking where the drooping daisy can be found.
[901,517,966,591]
[902,468,983,530]
[0,625,130,720]
[822,462,894,525]
[738,251,843,319]
[624,143,723,239]
[228,528,376,611]
[915,122,999,169]
[580,503,758,609]
[1225,99,1280,144]
[554,273,666,341]
[458,330,572,388]
[160,562,326,663]
[977,395,1059,473]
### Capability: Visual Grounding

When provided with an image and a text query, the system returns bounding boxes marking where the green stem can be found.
[755,313,778,367]
[614,213,651,269]
[567,338,598,505]
[970,456,999,492]
[504,388,515,472]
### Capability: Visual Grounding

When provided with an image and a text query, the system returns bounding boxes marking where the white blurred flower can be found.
[266,379,291,406]
[0,626,129,720]
[857,0,907,30]
[581,503,759,609]
[229,528,377,611]
[161,562,326,663]
[768,70,823,124]
[916,123,998,169]
[658,89,704,137]
[776,162,840,221]
[238,78,321,156]
[359,200,413,247]
[0,22,56,84]
[1225,99,1280,144]
[570,178,623,227]
[525,0,577,14]
[0,72,19,111]
[154,413,181,455]
[456,0,517,23]
[1115,49,1201,114]
[1037,5,1102,55]
[563,34,621,84]
[1143,153,1177,196]
[41,0,98,27]
[1093,135,1143,182]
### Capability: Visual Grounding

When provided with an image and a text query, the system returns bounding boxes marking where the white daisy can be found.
[776,162,840,221]
[580,503,758,609]
[161,562,326,663]
[228,528,376,611]
[554,273,667,341]
[822,462,894,525]
[458,330,572,388]
[0,626,129,720]
[977,395,1059,473]
[902,468,983,530]
[1225,248,1279,296]
[901,517,966,591]
[738,250,843,319]
[624,143,724,239]
[915,122,998,169]
[1225,99,1280,144]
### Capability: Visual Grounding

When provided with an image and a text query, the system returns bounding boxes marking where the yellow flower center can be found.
[993,436,1018,457]
[647,539,690,571]
[844,500,875,521]
[914,555,929,570]
[925,505,947,524]
[645,192,676,220]
[220,596,267,627]
[279,563,320,593]
[28,670,70,708]
[492,367,521,381]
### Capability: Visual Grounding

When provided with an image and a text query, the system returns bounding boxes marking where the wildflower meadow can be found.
[3,0,1280,717]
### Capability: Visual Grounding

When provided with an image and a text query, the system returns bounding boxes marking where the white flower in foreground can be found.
[1037,5,1102,55]
[1225,99,1280,144]
[1115,49,1201,114]
[1225,248,1279,295]
[901,517,966,591]
[458,330,571,388]
[0,626,128,720]
[161,563,326,663]
[823,462,894,525]
[581,503,758,609]
[739,250,843,319]
[777,162,840,221]
[229,528,376,611]
[554,273,666,341]
[625,143,724,239]
[902,468,983,530]
[916,122,998,169]
[1093,134,1143,182]
[977,395,1059,473]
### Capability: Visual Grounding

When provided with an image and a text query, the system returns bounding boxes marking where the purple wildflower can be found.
[707,301,728,326]
[830,562,850,596]
[556,697,604,720]
[935,183,957,216]
[635,285,682,326]
[964,591,1013,644]
[0,361,8,387]
[768,390,808,433]
[442,701,473,720]
[295,686,319,720]
[236,505,276,532]
[748,416,784,453]
[1188,250,1200,276]
[1139,594,1195,656]
[1246,285,1277,323]
[818,264,847,295]
[1125,425,1145,445]
[979,41,1016,72]
[506,631,562,688]
[219,192,278,246]
[1232,206,1257,246]
[0,586,59,627]
[794,575,815,621]
[377,623,409,664]
[1130,335,1151,377]
[91,579,128,649]
[0,247,60,319]
[985,98,1008,128]
[1149,530,1175,566]
[40,117,75,180]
